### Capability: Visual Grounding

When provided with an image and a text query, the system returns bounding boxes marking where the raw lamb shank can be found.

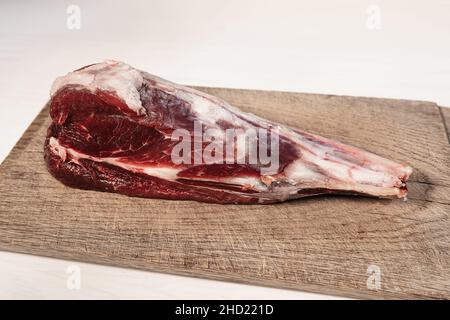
[45,60,412,204]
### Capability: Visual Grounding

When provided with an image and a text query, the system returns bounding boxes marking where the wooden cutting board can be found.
[0,87,449,299]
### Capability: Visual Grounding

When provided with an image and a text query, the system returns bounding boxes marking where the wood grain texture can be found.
[440,107,450,146]
[0,87,449,299]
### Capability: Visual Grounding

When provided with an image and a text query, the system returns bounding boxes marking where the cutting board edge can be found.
[0,102,50,170]
[191,85,442,107]
[438,106,450,146]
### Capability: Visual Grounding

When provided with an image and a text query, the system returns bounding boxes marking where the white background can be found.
[0,0,449,299]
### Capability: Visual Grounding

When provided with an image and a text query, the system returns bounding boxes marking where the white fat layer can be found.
[48,137,263,188]
[177,91,236,124]
[283,161,323,182]
[284,153,402,189]
[50,60,145,115]
[185,175,268,192]
[278,124,410,189]
[284,128,412,178]
[143,71,251,127]
[49,137,180,181]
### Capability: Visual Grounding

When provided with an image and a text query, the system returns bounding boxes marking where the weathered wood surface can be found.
[0,87,449,299]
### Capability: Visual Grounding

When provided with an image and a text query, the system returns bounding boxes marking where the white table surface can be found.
[0,0,449,299]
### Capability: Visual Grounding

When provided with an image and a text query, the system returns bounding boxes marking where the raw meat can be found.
[45,60,412,204]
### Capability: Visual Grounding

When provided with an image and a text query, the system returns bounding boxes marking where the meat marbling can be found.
[44,60,412,204]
